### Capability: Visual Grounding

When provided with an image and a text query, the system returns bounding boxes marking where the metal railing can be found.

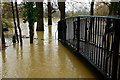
[58,16,120,80]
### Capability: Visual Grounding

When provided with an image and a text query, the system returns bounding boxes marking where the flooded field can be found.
[0,18,97,78]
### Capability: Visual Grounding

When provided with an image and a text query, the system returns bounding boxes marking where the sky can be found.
[16,0,90,4]
[0,0,112,4]
[0,0,111,12]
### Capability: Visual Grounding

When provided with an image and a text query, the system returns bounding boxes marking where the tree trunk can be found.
[109,2,114,16]
[11,2,19,43]
[27,2,34,44]
[0,12,5,49]
[89,1,94,42]
[58,2,65,20]
[90,2,94,15]
[2,27,5,49]
[36,2,44,31]
[29,24,34,43]
[48,2,52,25]
[15,1,23,46]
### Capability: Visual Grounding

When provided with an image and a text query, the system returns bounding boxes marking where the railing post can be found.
[111,19,120,80]
[77,17,80,52]
[64,20,67,42]
[58,21,61,40]
[105,18,111,76]
[58,20,66,42]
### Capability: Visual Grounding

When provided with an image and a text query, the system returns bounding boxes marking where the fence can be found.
[58,16,120,80]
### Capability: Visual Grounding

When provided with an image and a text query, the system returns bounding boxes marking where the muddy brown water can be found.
[0,18,97,79]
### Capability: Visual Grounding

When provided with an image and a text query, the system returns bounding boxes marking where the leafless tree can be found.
[11,1,19,43]
[15,0,23,46]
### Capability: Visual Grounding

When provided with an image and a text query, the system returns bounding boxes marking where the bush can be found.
[2,19,13,28]
[12,34,16,43]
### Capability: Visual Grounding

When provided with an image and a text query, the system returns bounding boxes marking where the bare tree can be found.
[48,1,52,25]
[90,1,94,15]
[89,0,94,41]
[15,0,23,46]
[0,12,5,49]
[1,26,5,49]
[11,1,19,43]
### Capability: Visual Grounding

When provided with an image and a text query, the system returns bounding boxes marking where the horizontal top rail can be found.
[60,15,120,21]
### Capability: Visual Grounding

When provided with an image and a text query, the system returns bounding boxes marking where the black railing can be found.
[58,16,120,80]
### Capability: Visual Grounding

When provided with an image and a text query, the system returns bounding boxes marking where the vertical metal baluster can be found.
[69,19,71,44]
[85,18,88,42]
[95,17,98,64]
[77,17,80,52]
[91,17,94,61]
[82,19,83,54]
[99,17,102,68]
[79,18,81,53]
[105,18,111,76]
[82,19,86,55]
[102,18,105,70]
[83,18,85,54]
[85,18,87,57]
[103,18,107,72]
[73,18,74,48]
[100,17,104,70]
[93,17,97,64]
[96,17,99,65]
[109,19,114,77]
[109,30,113,77]
[93,17,95,62]
[89,17,92,60]
[97,17,100,67]
[87,18,89,57]
[91,17,93,61]
[88,18,90,57]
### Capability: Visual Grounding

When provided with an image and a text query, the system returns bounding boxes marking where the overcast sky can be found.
[0,0,111,4]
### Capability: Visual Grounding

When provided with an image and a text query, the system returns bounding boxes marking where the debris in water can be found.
[22,35,30,38]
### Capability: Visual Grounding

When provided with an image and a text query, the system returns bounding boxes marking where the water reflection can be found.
[2,49,7,78]
[2,50,6,63]
[20,47,23,60]
[1,18,97,78]
[13,44,16,49]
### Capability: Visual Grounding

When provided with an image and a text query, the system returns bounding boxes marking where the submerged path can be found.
[0,20,97,78]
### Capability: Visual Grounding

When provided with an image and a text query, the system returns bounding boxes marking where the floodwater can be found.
[0,18,97,78]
